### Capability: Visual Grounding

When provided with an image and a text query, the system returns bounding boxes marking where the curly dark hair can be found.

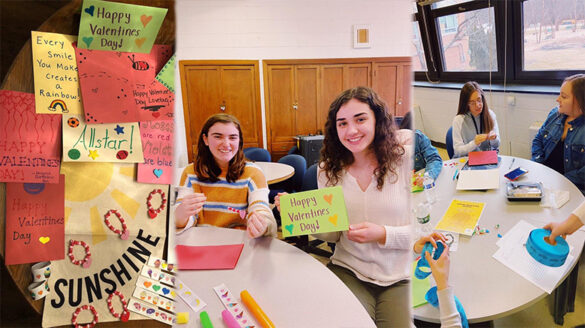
[320,86,405,190]
[456,81,494,133]
[195,114,246,183]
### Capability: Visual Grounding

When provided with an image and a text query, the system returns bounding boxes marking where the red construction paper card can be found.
[4,175,65,265]
[137,120,173,184]
[175,244,244,270]
[0,90,61,183]
[468,150,498,166]
[73,43,174,123]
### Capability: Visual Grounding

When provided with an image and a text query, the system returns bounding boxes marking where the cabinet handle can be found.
[397,100,402,105]
[220,105,226,111]
[292,103,298,110]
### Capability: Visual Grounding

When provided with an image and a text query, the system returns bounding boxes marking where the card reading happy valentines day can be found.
[279,186,349,237]
[4,175,65,265]
[77,0,167,53]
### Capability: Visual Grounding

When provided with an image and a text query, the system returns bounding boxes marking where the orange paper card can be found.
[5,175,65,265]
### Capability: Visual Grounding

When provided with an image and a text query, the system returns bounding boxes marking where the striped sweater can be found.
[178,162,276,236]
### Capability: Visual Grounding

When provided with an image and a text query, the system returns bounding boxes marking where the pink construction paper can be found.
[175,244,244,270]
[5,175,65,265]
[73,43,174,123]
[0,90,61,183]
[468,150,498,166]
[137,120,173,184]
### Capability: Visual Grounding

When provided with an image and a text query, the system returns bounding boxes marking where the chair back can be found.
[243,147,271,162]
[277,154,306,192]
[446,126,454,159]
[301,163,319,191]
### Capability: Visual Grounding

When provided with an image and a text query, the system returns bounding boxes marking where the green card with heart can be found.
[78,0,167,53]
[280,186,349,237]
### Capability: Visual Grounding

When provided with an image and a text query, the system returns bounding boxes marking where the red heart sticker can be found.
[121,230,130,240]
[148,209,157,218]
[121,311,130,322]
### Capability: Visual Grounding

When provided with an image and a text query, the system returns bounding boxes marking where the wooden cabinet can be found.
[264,57,410,159]
[179,61,263,161]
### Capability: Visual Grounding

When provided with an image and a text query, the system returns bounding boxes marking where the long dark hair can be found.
[456,81,494,133]
[320,86,405,190]
[195,114,246,183]
[564,74,585,116]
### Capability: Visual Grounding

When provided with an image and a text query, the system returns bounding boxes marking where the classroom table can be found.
[175,226,376,327]
[412,155,585,324]
[254,161,295,184]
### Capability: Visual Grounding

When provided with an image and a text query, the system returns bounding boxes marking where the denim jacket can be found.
[531,107,585,194]
[414,130,443,180]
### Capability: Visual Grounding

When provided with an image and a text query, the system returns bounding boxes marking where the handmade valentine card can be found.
[0,90,61,183]
[77,0,167,53]
[4,175,65,265]
[137,120,173,184]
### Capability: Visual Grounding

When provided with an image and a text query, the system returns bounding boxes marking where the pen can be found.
[453,169,459,181]
[508,158,516,169]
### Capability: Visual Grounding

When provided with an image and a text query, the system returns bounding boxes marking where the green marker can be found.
[200,311,214,328]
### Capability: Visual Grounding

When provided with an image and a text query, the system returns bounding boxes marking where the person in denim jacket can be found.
[400,112,443,180]
[532,74,585,194]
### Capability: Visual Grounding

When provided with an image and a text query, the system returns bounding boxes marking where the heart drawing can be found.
[135,38,146,48]
[329,214,338,226]
[323,194,333,205]
[84,5,95,16]
[39,236,50,244]
[153,169,163,178]
[140,15,153,27]
[285,224,294,235]
[82,36,94,48]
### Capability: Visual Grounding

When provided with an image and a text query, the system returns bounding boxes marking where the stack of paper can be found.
[492,220,574,294]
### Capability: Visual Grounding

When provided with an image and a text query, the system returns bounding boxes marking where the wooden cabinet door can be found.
[221,66,261,148]
[266,65,295,154]
[180,61,263,161]
[396,63,412,116]
[182,65,222,157]
[295,65,319,136]
[372,62,398,115]
[345,63,371,89]
[320,65,344,131]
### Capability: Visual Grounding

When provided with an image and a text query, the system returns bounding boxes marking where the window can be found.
[414,0,585,85]
[412,21,428,71]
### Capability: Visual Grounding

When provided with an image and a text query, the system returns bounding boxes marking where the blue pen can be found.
[453,169,459,180]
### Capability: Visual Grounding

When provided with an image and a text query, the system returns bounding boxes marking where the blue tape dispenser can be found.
[526,228,569,267]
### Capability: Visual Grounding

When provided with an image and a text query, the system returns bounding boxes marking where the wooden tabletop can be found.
[0,0,175,324]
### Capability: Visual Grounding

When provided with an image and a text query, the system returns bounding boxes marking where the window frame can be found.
[414,0,582,85]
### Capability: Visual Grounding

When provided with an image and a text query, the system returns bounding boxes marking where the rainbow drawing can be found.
[48,99,68,113]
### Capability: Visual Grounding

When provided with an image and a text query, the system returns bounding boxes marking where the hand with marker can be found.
[247,212,269,238]
[175,192,206,228]
[274,192,288,212]
[413,232,447,254]
[347,222,386,244]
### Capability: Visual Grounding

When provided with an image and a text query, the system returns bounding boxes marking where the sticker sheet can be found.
[0,90,61,183]
[77,0,167,53]
[31,31,83,114]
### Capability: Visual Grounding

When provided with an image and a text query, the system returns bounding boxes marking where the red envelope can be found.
[74,43,174,123]
[175,244,244,270]
[5,175,65,265]
[0,90,61,183]
[468,150,498,166]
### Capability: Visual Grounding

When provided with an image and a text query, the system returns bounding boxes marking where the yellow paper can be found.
[31,31,83,114]
[434,199,485,236]
[62,114,144,162]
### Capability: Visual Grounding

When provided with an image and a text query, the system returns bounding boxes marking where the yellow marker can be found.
[176,312,189,324]
[240,290,275,328]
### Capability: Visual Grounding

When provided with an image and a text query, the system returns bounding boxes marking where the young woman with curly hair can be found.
[277,86,414,326]
[175,114,276,238]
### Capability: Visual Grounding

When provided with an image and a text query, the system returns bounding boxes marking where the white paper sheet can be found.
[456,168,500,190]
[492,220,574,294]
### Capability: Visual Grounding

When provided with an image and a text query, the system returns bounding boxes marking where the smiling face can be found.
[202,122,240,169]
[467,90,483,117]
[557,81,580,118]
[336,98,376,157]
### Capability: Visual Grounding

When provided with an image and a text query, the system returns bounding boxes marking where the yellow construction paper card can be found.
[31,31,83,114]
[62,114,144,162]
[434,199,485,236]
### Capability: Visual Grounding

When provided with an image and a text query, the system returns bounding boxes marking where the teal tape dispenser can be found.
[526,229,569,267]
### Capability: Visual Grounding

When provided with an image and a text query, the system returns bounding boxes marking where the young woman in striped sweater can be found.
[175,114,276,238]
